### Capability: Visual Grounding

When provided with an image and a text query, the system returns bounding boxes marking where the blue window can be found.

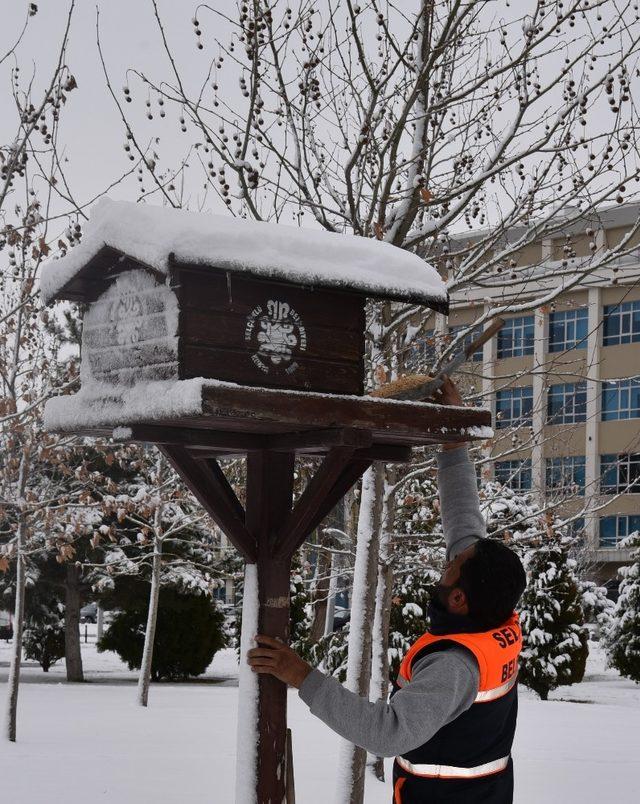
[495,459,532,492]
[599,514,640,547]
[448,325,483,362]
[548,309,588,352]
[495,386,533,428]
[547,382,587,424]
[603,300,640,346]
[601,379,640,421]
[600,453,640,494]
[405,329,435,371]
[546,456,586,495]
[497,316,534,358]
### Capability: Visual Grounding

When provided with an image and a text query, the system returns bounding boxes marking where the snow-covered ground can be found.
[1,636,638,803]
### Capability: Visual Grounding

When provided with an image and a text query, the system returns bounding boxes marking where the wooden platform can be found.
[70,381,491,457]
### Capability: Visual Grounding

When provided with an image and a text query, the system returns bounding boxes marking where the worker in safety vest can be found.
[248,375,527,803]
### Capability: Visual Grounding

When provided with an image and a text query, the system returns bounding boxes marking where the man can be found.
[248,376,527,803]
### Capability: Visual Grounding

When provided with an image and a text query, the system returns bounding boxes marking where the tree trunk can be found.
[137,536,162,707]
[369,468,397,782]
[64,563,84,682]
[309,534,331,644]
[324,548,338,637]
[96,604,104,642]
[5,518,27,742]
[335,464,384,804]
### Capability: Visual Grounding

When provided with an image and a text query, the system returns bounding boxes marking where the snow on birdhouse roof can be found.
[39,198,448,309]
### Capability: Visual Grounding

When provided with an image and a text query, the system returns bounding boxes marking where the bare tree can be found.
[137,458,165,707]
[104,0,640,797]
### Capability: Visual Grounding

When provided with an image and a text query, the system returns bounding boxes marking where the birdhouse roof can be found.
[39,198,448,310]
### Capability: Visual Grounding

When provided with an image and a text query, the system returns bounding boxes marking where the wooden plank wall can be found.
[176,265,366,395]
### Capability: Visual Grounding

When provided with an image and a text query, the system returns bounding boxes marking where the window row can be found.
[497,301,640,357]
[600,515,640,548]
[495,379,640,428]
[404,300,640,366]
[493,453,640,495]
[406,301,640,368]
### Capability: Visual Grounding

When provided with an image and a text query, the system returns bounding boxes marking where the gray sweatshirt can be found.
[298,445,486,757]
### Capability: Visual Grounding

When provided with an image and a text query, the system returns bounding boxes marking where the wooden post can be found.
[246,450,295,804]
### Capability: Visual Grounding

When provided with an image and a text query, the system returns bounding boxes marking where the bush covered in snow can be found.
[518,534,588,700]
[580,579,614,634]
[477,481,590,699]
[605,532,640,684]
[387,543,443,679]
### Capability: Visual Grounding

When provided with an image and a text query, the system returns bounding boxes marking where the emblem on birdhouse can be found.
[244,299,307,376]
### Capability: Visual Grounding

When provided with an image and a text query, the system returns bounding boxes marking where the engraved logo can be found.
[244,299,307,375]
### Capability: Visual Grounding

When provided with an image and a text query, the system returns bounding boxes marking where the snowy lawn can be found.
[1,637,638,804]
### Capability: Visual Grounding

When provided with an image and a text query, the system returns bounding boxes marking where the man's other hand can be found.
[247,635,313,688]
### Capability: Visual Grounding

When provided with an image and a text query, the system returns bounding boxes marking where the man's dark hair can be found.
[458,539,526,630]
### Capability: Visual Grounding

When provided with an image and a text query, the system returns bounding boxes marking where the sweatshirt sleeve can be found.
[437,446,486,560]
[298,646,479,758]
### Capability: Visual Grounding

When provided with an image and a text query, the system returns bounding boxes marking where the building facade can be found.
[406,202,640,579]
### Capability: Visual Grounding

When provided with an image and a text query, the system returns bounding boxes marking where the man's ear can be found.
[449,587,468,614]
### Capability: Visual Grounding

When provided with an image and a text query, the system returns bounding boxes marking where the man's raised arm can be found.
[432,376,486,560]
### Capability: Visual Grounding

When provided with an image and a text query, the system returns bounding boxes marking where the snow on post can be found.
[235,563,259,804]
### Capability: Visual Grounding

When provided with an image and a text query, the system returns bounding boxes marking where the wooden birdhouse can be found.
[41,198,448,399]
[42,199,492,804]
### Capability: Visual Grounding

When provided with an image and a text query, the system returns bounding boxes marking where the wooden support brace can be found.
[274,446,358,560]
[301,457,373,541]
[127,424,268,452]
[351,445,412,463]
[128,424,374,457]
[160,445,256,562]
[205,458,246,523]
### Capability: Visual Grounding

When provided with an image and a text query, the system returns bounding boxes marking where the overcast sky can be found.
[1,1,639,234]
[0,1,229,215]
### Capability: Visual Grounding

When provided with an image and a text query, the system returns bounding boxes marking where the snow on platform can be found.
[1,640,637,804]
[43,376,493,441]
[39,198,447,307]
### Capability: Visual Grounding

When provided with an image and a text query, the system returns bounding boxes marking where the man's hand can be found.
[247,635,313,688]
[431,375,468,451]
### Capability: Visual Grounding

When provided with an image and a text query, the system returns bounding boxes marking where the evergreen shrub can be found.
[99,585,226,680]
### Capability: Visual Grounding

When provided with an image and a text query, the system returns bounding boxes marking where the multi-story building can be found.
[405,202,640,581]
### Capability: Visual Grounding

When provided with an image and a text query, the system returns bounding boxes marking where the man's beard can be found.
[431,581,456,611]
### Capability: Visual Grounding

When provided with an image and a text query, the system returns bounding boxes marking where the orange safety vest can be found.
[396,612,521,705]
[392,612,521,802]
